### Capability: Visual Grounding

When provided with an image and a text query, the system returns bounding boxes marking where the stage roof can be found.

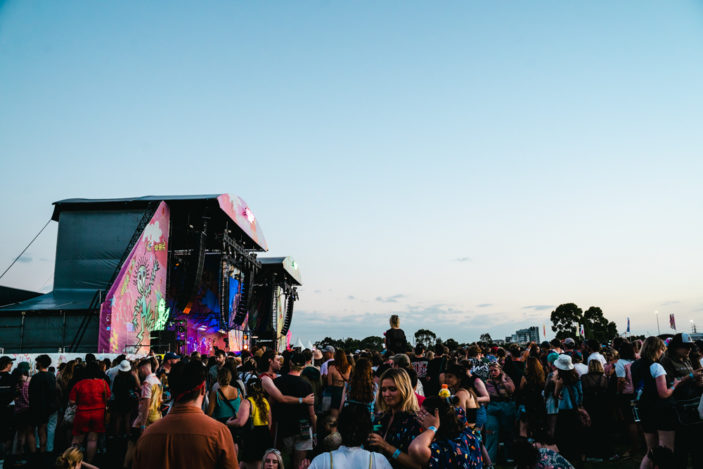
[0,289,99,312]
[0,286,42,308]
[52,194,268,251]
[259,257,303,285]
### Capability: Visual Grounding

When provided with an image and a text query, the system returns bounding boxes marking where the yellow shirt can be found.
[247,396,270,426]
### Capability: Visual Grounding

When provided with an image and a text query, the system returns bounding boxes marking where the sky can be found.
[1,1,703,345]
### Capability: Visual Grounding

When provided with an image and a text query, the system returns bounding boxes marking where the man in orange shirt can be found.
[133,360,238,469]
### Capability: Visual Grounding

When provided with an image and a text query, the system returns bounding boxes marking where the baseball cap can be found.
[164,352,181,361]
[669,333,694,349]
[564,338,576,347]
[323,346,335,353]
[0,356,15,369]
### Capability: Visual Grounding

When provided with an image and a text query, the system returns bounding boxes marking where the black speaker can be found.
[150,330,176,352]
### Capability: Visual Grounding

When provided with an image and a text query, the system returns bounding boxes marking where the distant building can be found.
[508,326,539,344]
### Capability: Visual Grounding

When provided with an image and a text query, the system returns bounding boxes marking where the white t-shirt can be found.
[574,363,589,377]
[650,363,666,379]
[587,352,607,367]
[309,446,393,469]
[320,359,333,377]
[615,359,634,378]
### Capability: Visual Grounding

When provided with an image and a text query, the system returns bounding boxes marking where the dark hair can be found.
[414,344,425,355]
[513,437,540,469]
[619,342,636,361]
[84,361,103,380]
[214,349,226,358]
[258,350,276,373]
[337,403,372,447]
[348,358,374,403]
[557,368,579,385]
[466,345,481,358]
[421,396,463,440]
[302,349,313,363]
[85,353,96,363]
[525,357,545,388]
[36,354,51,369]
[170,361,207,403]
[586,339,600,352]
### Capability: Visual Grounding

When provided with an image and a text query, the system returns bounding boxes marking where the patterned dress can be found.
[537,447,574,469]
[372,411,422,468]
[428,430,483,469]
[427,406,483,468]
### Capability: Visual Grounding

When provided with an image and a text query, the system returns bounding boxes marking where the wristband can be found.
[392,449,401,460]
[689,373,694,379]
[298,397,302,404]
[427,425,437,433]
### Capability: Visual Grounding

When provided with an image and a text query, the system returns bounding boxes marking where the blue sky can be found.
[1,1,702,345]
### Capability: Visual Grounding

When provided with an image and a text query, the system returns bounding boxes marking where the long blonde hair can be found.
[376,368,419,413]
[56,447,83,469]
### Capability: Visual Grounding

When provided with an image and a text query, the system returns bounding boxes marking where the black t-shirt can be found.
[425,356,447,396]
[411,356,429,380]
[273,374,313,438]
[504,359,525,388]
[385,328,407,354]
[28,371,58,417]
[0,372,16,408]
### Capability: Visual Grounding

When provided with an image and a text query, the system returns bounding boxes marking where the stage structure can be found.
[249,257,303,351]
[0,195,301,354]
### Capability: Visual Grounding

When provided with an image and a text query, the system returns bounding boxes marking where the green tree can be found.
[444,338,459,350]
[359,336,385,351]
[414,329,437,347]
[583,306,618,343]
[550,303,583,339]
[479,333,493,344]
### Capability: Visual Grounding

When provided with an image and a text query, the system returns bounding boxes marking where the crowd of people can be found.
[0,314,702,469]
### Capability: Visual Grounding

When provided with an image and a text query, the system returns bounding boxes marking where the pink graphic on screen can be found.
[98,202,170,353]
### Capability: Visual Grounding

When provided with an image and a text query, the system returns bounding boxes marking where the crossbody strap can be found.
[329,451,333,469]
[218,388,237,415]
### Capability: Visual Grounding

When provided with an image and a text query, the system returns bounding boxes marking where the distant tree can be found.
[414,329,437,347]
[315,337,346,351]
[359,336,385,351]
[444,338,459,350]
[479,333,493,344]
[583,306,618,343]
[550,303,583,340]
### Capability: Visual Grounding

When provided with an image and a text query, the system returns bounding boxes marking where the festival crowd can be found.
[1,314,702,469]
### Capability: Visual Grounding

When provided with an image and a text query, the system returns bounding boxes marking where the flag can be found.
[579,324,585,337]
[670,314,676,330]
[543,324,546,338]
[627,317,630,333]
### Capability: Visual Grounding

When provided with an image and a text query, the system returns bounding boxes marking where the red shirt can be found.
[69,379,110,411]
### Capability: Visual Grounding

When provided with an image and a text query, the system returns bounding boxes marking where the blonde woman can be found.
[632,336,687,469]
[55,447,99,469]
[366,368,421,468]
